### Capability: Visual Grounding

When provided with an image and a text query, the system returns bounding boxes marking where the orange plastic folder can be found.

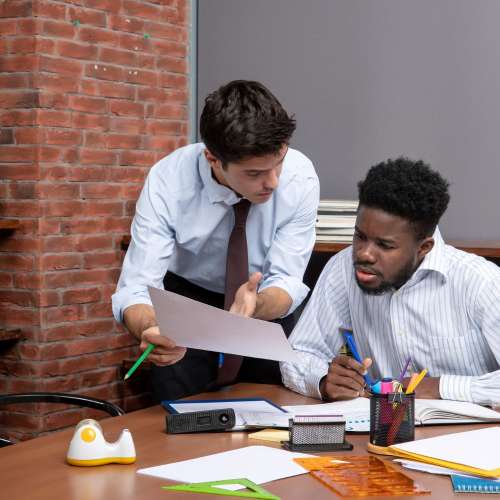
[294,456,430,497]
[384,427,500,479]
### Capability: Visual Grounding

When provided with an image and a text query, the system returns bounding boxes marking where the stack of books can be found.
[316,199,358,243]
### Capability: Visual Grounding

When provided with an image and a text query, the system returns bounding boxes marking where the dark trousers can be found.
[151,272,295,402]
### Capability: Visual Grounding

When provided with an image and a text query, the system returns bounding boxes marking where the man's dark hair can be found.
[199,80,296,165]
[357,157,450,239]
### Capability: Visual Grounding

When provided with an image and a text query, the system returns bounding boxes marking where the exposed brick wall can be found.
[0,0,190,442]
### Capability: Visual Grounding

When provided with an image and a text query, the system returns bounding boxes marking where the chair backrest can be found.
[0,392,125,447]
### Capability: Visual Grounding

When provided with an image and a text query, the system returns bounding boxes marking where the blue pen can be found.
[341,330,374,387]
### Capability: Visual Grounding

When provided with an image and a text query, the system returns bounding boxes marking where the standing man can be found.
[282,158,500,405]
[112,80,319,401]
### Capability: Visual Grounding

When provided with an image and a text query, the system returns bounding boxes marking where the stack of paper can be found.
[387,427,500,479]
[316,199,358,243]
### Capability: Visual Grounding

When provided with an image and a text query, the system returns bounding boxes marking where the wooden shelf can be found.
[0,330,22,342]
[0,219,20,231]
[314,240,500,259]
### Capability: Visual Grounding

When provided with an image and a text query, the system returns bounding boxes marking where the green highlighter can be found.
[123,343,155,380]
[162,478,280,499]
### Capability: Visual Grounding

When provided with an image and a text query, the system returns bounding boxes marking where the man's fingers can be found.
[247,272,262,292]
[149,347,187,366]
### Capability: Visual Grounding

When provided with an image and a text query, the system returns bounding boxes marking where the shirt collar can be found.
[411,226,450,282]
[198,150,242,206]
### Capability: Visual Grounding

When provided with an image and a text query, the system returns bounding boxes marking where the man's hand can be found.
[229,272,262,317]
[403,375,440,399]
[320,355,372,401]
[141,326,187,367]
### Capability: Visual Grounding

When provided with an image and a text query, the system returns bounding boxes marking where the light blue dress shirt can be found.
[112,143,320,323]
[281,229,500,405]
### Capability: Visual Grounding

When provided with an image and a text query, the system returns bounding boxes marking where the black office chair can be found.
[0,392,125,447]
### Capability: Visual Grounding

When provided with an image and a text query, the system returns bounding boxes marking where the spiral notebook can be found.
[451,474,500,493]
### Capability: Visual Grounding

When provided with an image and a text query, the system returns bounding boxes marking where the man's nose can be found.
[263,168,279,190]
[355,241,376,264]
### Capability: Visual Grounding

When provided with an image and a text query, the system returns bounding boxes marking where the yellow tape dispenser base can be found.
[66,419,136,466]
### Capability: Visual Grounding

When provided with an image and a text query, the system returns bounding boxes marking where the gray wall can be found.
[197,0,500,240]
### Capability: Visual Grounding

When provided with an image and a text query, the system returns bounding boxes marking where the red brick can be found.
[8,182,36,198]
[138,87,186,103]
[83,250,120,268]
[145,136,178,151]
[79,26,119,46]
[67,166,107,181]
[0,272,13,287]
[109,100,144,117]
[99,47,136,66]
[80,148,117,165]
[105,134,142,149]
[66,268,120,287]
[41,165,69,180]
[35,110,72,128]
[38,146,61,162]
[38,92,69,109]
[37,290,60,307]
[68,95,107,113]
[72,112,109,130]
[41,374,80,393]
[0,73,29,88]
[60,218,105,234]
[81,183,121,199]
[33,1,67,19]
[152,39,186,58]
[134,53,155,69]
[68,6,106,27]
[124,68,158,86]
[85,62,124,82]
[41,235,77,253]
[17,18,42,35]
[0,90,35,108]
[14,127,41,144]
[43,305,83,324]
[119,32,150,52]
[37,38,56,54]
[75,319,115,336]
[123,0,162,20]
[39,55,84,75]
[44,129,82,146]
[42,200,85,216]
[157,55,187,74]
[83,131,106,148]
[0,199,40,216]
[86,302,113,319]
[81,367,117,387]
[0,19,17,35]
[77,0,120,14]
[108,14,144,33]
[145,21,186,41]
[150,103,187,119]
[0,237,39,252]
[57,40,98,60]
[119,150,155,166]
[103,216,132,232]
[62,287,101,305]
[110,117,145,134]
[42,20,76,38]
[109,166,147,182]
[0,55,37,72]
[0,0,32,17]
[97,81,135,99]
[38,183,80,199]
[0,254,34,271]
[146,120,183,135]
[14,272,42,289]
[0,129,14,144]
[0,110,36,126]
[33,72,79,92]
[41,254,82,271]
[8,37,36,54]
[39,218,61,235]
[0,290,35,307]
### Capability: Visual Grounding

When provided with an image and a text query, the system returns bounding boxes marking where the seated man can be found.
[281,158,500,405]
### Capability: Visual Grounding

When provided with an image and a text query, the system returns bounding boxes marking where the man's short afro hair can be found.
[357,157,450,239]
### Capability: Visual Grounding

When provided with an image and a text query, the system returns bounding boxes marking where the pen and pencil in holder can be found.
[369,390,415,447]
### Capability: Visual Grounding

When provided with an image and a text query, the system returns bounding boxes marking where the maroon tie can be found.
[216,198,251,387]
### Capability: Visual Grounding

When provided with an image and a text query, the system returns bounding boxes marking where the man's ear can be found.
[417,236,434,260]
[204,149,220,168]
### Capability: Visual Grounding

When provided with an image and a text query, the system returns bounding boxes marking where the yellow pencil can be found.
[406,368,428,394]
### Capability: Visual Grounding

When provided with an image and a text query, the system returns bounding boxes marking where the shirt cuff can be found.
[439,374,473,402]
[111,287,153,323]
[259,275,309,316]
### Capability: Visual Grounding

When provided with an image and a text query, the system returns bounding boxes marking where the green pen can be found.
[123,343,155,380]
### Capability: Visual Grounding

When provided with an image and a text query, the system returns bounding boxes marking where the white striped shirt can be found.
[281,230,500,405]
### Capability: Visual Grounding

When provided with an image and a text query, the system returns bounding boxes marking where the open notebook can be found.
[283,398,500,432]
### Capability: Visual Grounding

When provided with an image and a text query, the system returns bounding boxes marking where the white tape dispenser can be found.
[66,418,136,466]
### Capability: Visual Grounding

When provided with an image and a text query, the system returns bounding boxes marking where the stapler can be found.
[66,418,136,466]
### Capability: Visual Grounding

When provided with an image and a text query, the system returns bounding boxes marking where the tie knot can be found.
[233,199,251,227]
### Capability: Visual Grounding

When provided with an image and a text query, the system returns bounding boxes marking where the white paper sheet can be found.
[148,286,299,363]
[137,445,312,488]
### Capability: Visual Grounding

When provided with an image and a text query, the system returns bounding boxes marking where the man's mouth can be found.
[354,265,380,284]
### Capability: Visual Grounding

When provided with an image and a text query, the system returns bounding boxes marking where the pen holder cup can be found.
[369,391,415,447]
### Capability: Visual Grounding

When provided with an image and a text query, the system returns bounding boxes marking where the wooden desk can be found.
[0,383,493,499]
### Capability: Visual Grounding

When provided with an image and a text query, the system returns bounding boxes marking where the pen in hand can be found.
[124,343,155,381]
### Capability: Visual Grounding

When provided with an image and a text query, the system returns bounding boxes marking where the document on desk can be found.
[137,445,312,488]
[148,286,299,362]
